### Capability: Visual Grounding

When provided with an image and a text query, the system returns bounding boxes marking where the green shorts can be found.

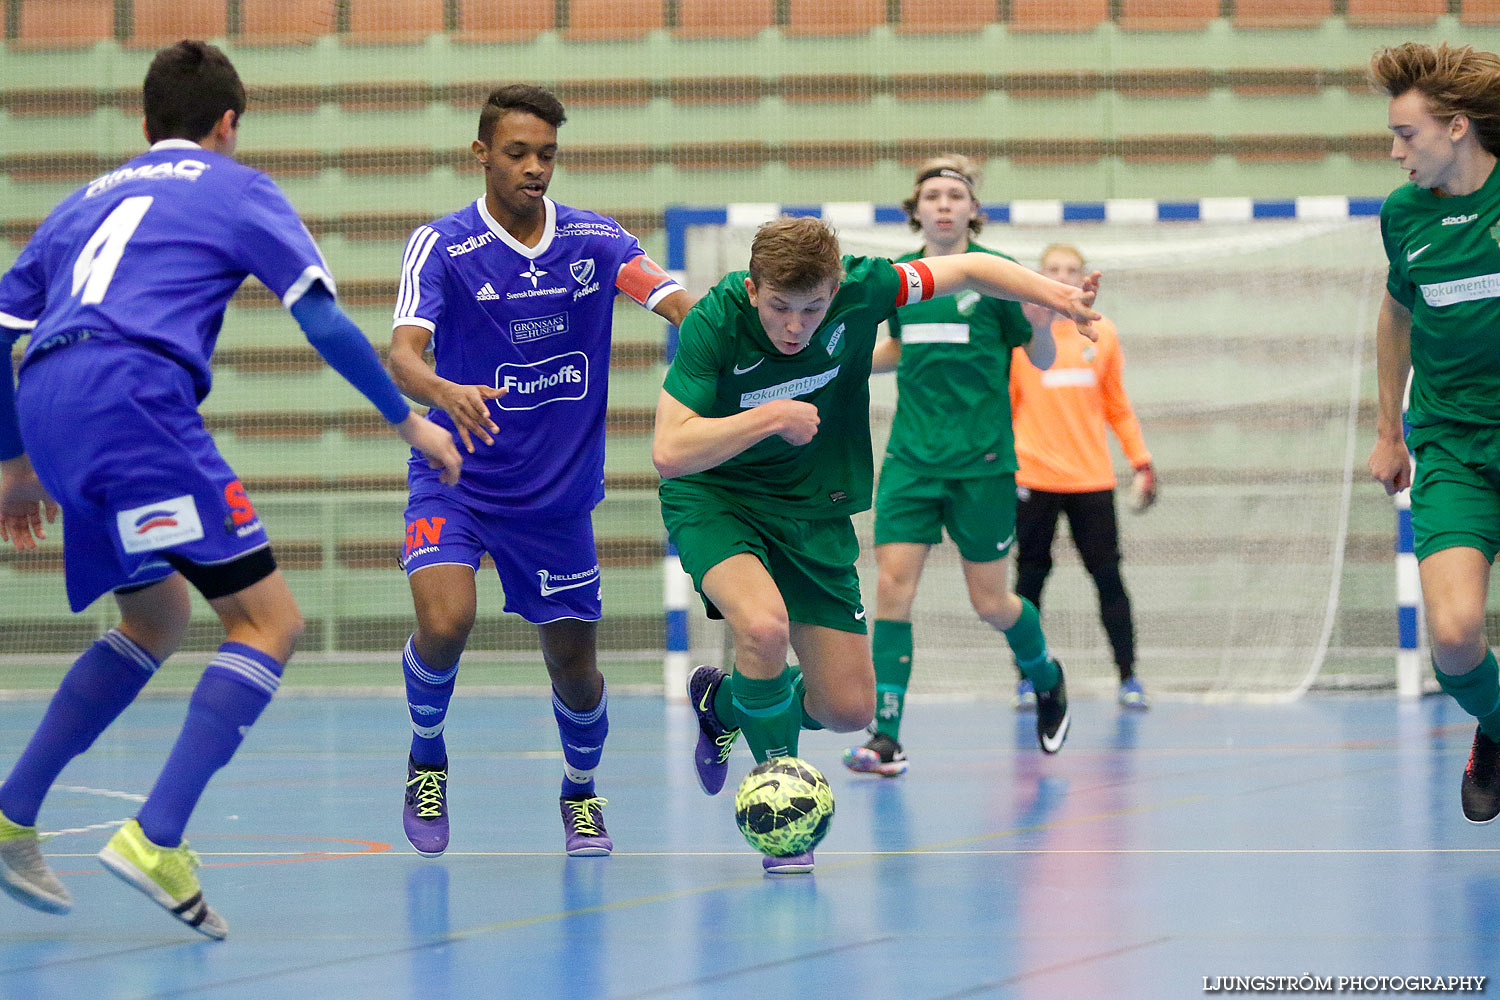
[873,459,1017,563]
[1408,421,1500,562]
[660,479,867,634]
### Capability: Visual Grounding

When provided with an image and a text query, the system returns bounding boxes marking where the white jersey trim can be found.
[395,226,440,321]
[393,316,436,333]
[900,322,970,345]
[0,310,38,331]
[281,265,337,309]
[478,196,556,259]
[643,281,684,312]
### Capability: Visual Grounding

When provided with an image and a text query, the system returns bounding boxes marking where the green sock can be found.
[1005,597,1058,691]
[730,666,801,763]
[872,619,913,740]
[788,668,824,731]
[1435,650,1500,741]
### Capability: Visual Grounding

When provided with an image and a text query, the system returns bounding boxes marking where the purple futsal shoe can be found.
[403,757,449,857]
[560,796,612,856]
[762,851,814,874]
[688,666,741,795]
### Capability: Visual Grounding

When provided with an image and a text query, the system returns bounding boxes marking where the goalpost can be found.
[662,197,1407,703]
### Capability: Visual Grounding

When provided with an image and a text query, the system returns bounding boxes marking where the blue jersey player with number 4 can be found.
[389,85,692,858]
[0,42,461,939]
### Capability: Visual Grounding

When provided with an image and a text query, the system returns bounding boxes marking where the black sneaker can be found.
[1462,726,1500,824]
[842,732,908,776]
[1035,662,1070,754]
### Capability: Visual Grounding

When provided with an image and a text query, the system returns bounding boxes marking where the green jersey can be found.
[1382,163,1500,428]
[662,255,906,518]
[885,243,1033,474]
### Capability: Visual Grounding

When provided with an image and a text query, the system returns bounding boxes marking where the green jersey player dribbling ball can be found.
[652,215,1101,873]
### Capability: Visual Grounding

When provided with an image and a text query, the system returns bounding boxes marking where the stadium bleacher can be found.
[3,2,1499,666]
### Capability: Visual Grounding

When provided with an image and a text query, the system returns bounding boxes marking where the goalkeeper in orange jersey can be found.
[842,156,1088,778]
[1010,243,1156,712]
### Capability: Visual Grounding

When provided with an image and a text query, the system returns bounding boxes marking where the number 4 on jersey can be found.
[72,195,153,305]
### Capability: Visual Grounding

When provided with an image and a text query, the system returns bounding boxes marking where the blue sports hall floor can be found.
[0,691,1496,1000]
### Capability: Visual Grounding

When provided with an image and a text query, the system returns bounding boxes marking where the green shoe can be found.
[0,809,71,914]
[98,819,227,940]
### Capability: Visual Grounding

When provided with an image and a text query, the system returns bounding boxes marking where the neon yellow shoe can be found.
[0,808,71,914]
[98,820,227,940]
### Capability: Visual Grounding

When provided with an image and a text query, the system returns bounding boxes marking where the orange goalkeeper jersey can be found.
[1010,315,1151,493]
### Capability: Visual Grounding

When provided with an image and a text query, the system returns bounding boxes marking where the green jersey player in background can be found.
[652,216,1099,872]
[1368,42,1500,824]
[844,155,1074,779]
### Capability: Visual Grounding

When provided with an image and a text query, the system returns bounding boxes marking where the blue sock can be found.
[404,637,457,767]
[135,642,282,849]
[0,630,159,827]
[553,681,607,798]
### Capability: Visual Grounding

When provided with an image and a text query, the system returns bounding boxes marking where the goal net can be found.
[677,202,1388,701]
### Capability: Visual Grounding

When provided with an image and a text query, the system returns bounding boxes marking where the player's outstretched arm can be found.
[652,289,697,327]
[288,287,463,483]
[925,253,1102,338]
[0,455,57,552]
[652,390,818,479]
[389,324,505,453]
[1369,290,1414,496]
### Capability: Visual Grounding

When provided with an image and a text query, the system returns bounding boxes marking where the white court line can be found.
[40,784,144,839]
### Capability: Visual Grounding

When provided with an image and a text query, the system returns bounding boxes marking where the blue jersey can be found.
[395,197,649,516]
[0,139,333,401]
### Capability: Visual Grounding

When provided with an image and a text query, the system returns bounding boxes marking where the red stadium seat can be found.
[1007,0,1108,32]
[564,0,665,40]
[128,0,228,47]
[896,0,998,35]
[14,0,114,48]
[1118,0,1218,30]
[786,0,885,36]
[673,0,775,38]
[1232,0,1333,28]
[345,0,445,43]
[454,0,555,41]
[1346,0,1445,25]
[237,0,337,44]
[1461,0,1500,25]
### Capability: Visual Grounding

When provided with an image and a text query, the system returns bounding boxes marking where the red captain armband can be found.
[616,254,684,310]
[892,259,936,307]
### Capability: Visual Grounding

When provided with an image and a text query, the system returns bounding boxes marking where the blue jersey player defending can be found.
[390,85,691,858]
[0,42,460,938]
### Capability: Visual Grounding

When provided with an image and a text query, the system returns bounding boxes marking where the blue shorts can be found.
[17,340,271,612]
[401,493,601,625]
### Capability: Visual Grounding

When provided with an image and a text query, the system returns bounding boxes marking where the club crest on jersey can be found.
[1491,220,1500,251]
[495,351,589,410]
[825,323,845,357]
[570,258,596,285]
[117,495,205,554]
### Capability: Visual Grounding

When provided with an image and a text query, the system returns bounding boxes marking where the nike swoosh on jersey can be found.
[1408,243,1432,262]
[732,358,764,375]
[853,608,866,620]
